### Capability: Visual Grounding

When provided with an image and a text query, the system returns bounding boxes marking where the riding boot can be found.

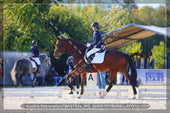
[84,63,91,72]
[37,65,40,73]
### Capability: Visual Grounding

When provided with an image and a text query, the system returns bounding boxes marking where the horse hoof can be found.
[100,94,106,99]
[132,96,136,99]
[32,84,35,87]
[100,92,107,99]
[72,87,75,92]
[100,96,104,99]
[77,95,82,99]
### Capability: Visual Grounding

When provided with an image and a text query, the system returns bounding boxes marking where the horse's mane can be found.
[65,38,87,49]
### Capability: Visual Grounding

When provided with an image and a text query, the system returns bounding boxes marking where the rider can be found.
[31,40,41,73]
[84,22,104,72]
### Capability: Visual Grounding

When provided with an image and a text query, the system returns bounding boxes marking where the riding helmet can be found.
[91,22,99,29]
[32,40,38,45]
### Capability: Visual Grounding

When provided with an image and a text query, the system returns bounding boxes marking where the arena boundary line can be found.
[72,88,129,99]
[3,88,62,98]
[139,88,168,99]
[3,86,168,99]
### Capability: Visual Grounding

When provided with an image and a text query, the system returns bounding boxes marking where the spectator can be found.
[45,66,62,86]
[65,56,80,94]
[97,71,106,95]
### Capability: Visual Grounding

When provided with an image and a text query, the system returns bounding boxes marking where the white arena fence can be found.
[3,88,62,98]
[139,88,168,99]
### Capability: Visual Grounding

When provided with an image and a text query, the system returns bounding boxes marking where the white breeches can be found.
[86,48,100,58]
[32,57,41,65]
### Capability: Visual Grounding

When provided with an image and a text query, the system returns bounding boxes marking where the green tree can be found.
[139,34,164,56]
[0,1,3,51]
[132,6,166,27]
[151,41,165,69]
[119,42,142,55]
[47,5,91,43]
[4,3,53,52]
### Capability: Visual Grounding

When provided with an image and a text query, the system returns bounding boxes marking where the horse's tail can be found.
[11,60,22,86]
[125,54,138,87]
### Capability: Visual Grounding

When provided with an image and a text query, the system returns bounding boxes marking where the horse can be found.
[11,54,51,87]
[53,37,139,99]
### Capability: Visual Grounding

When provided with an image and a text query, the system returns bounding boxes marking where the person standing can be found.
[97,71,106,95]
[65,56,80,94]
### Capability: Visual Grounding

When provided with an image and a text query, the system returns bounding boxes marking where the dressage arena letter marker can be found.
[86,73,97,95]
[88,74,94,81]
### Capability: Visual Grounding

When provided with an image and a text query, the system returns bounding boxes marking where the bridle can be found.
[54,38,74,55]
[54,38,63,56]
[54,38,87,56]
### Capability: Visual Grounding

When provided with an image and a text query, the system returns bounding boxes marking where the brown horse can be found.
[54,37,139,99]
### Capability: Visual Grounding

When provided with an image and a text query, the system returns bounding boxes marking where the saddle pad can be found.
[91,50,106,64]
[30,60,36,68]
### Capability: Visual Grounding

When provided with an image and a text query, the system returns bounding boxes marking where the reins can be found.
[54,47,86,55]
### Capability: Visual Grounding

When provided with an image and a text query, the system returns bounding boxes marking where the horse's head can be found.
[40,54,51,67]
[53,37,65,59]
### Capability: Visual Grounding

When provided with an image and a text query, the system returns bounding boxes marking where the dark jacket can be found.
[31,45,39,57]
[48,68,58,77]
[64,62,74,74]
[90,29,103,48]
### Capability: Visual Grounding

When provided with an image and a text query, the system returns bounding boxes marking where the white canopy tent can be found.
[102,23,170,49]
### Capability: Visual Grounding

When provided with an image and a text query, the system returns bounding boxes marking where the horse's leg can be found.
[19,72,26,87]
[121,67,137,99]
[32,73,37,87]
[14,73,18,87]
[77,73,86,99]
[100,70,117,99]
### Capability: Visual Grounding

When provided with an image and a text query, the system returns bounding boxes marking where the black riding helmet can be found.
[91,22,99,29]
[32,40,38,45]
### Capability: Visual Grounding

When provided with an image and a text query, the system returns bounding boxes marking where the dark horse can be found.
[11,54,51,87]
[54,37,139,99]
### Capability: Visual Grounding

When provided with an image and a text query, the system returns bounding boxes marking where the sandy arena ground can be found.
[2,85,168,110]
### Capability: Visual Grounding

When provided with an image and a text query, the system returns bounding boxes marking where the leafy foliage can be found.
[151,41,165,69]
[132,6,166,27]
[3,2,167,68]
[48,5,91,44]
[119,42,142,55]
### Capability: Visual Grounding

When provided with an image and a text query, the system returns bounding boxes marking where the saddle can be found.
[84,48,106,64]
[29,57,38,69]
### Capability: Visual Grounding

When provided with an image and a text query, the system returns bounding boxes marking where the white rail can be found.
[3,88,62,97]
